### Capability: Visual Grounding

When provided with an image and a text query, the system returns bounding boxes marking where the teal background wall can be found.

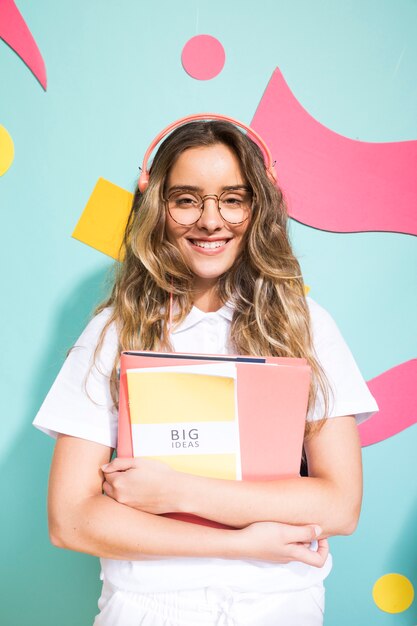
[1,1,416,624]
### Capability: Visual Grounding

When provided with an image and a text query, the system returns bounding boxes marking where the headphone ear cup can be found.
[138,170,149,193]
[266,164,277,185]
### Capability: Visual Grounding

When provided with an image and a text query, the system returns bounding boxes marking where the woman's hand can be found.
[101,457,180,514]
[239,521,329,567]
[49,436,328,563]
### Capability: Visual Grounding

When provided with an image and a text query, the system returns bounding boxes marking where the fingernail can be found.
[313,525,322,537]
[101,464,109,470]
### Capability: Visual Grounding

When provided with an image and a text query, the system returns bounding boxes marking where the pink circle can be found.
[181,35,225,80]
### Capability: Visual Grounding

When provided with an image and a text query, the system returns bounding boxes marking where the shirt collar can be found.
[217,301,234,321]
[171,301,234,334]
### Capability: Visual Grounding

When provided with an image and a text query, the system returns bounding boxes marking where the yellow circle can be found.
[0,124,15,175]
[373,573,414,613]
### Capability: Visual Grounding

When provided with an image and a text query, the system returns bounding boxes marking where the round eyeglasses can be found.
[165,189,253,226]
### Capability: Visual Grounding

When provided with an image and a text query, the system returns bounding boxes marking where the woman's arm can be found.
[103,415,362,537]
[49,434,328,566]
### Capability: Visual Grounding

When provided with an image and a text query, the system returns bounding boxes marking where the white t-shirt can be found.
[33,297,378,593]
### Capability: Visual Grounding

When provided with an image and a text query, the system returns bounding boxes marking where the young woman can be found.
[33,115,378,626]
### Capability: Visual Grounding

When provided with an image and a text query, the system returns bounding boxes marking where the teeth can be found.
[192,240,228,249]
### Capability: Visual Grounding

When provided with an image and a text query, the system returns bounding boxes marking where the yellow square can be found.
[72,177,133,260]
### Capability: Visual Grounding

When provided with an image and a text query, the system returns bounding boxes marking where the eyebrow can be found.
[166,185,251,194]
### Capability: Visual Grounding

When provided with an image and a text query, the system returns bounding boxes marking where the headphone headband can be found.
[137,113,276,192]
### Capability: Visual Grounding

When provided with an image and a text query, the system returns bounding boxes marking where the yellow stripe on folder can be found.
[150,454,237,480]
[127,371,236,424]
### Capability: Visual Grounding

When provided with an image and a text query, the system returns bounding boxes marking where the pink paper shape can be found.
[250,68,417,236]
[0,0,47,89]
[359,360,417,446]
[181,35,225,80]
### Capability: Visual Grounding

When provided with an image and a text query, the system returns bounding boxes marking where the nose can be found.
[196,196,224,232]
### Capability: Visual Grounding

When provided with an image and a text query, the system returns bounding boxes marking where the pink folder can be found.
[118,351,310,527]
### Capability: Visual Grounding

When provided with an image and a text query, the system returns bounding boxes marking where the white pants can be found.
[93,581,325,626]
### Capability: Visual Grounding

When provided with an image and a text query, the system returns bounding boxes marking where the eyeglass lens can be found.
[167,190,252,225]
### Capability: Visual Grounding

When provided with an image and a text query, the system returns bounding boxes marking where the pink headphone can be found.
[137,113,277,193]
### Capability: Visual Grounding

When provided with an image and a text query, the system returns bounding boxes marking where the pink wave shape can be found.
[250,68,416,236]
[0,0,47,89]
[359,360,417,446]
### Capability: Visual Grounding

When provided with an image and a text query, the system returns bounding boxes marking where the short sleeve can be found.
[306,298,378,424]
[32,308,119,448]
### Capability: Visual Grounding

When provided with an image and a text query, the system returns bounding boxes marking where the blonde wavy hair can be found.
[95,120,329,437]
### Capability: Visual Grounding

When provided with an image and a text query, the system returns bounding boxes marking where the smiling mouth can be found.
[190,239,230,249]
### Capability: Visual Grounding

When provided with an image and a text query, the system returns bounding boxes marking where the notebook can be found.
[117,351,311,528]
